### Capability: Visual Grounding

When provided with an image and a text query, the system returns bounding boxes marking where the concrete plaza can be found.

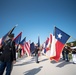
[4,55,76,75]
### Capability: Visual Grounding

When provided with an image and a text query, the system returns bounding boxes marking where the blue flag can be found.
[14,32,22,44]
[38,36,40,47]
[30,42,35,54]
[1,25,16,45]
[19,37,26,45]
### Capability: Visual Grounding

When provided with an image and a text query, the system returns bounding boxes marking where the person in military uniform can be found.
[0,33,16,75]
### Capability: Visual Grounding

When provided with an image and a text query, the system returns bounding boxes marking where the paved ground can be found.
[4,55,76,75]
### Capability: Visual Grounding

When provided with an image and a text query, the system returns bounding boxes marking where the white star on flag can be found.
[57,33,62,39]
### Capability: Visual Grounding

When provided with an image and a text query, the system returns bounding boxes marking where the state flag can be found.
[50,27,70,62]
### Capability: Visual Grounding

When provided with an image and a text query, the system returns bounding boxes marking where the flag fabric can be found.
[1,25,16,45]
[14,32,22,50]
[30,42,35,54]
[46,34,52,51]
[50,27,70,62]
[41,42,46,55]
[19,37,26,56]
[20,37,26,48]
[24,41,30,56]
[14,32,22,45]
[38,36,40,47]
[20,37,26,45]
[8,25,17,35]
[44,37,49,53]
[46,34,52,57]
[41,37,49,55]
[50,34,56,58]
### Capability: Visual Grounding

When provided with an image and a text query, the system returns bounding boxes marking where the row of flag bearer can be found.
[0,25,76,75]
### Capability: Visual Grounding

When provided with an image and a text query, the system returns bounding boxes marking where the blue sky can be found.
[0,0,76,44]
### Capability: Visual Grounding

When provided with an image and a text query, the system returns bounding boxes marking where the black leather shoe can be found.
[36,61,39,63]
[63,58,65,60]
[66,60,69,62]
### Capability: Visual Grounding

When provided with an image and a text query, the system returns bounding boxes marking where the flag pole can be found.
[70,36,76,41]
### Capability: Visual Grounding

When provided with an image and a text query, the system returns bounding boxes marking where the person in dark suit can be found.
[62,48,66,60]
[62,44,70,62]
[0,34,16,75]
[65,44,70,62]
[35,43,39,63]
[0,45,3,56]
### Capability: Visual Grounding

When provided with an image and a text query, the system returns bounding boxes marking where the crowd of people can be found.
[0,33,41,75]
[0,33,76,75]
[62,43,76,64]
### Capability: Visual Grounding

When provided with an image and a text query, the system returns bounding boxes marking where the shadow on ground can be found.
[56,61,72,68]
[23,66,43,75]
[14,56,48,66]
[50,58,73,68]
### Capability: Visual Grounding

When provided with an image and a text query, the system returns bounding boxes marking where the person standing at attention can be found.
[0,33,16,75]
[35,43,40,63]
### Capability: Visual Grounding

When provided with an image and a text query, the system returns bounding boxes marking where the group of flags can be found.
[0,26,30,57]
[0,25,41,57]
[42,27,70,62]
[0,25,71,62]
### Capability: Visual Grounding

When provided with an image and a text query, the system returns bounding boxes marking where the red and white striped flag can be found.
[50,34,56,59]
[50,27,70,62]
[46,34,52,57]
[46,34,52,50]
[24,41,30,56]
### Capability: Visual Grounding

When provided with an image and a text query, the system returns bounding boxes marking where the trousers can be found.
[35,54,38,63]
[0,61,13,75]
[72,54,76,63]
